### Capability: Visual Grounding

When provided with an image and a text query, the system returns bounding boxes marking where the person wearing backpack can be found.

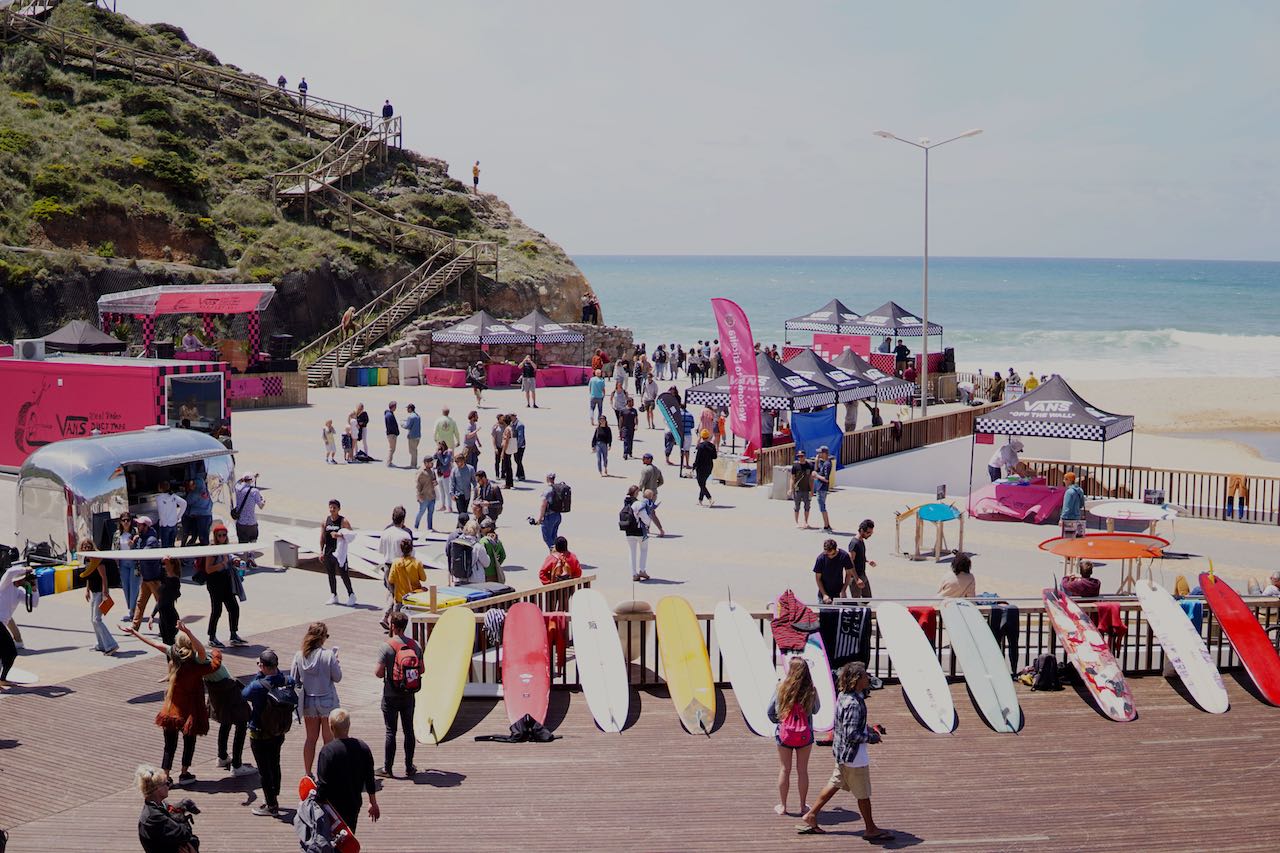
[539,536,582,585]
[291,622,343,779]
[768,657,820,817]
[446,519,490,585]
[620,485,650,582]
[243,648,297,817]
[374,611,422,777]
[537,472,564,551]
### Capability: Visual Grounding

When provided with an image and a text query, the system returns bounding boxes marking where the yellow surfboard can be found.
[414,607,476,744]
[655,596,716,736]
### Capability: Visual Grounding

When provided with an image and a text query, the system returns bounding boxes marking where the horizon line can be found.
[569,252,1280,264]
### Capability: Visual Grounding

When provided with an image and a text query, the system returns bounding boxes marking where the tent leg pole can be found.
[966,434,976,516]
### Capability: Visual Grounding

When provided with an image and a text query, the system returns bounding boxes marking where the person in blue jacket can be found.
[242,649,294,817]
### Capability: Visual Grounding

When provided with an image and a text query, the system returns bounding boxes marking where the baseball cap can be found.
[642,452,653,460]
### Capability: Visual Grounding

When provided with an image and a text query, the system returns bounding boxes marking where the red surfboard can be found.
[1199,572,1280,705]
[299,775,360,853]
[502,602,551,724]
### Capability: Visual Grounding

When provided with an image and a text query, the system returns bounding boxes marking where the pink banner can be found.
[812,333,870,361]
[154,291,264,315]
[710,298,762,454]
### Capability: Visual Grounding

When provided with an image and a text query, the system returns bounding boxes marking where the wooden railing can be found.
[409,589,1280,689]
[1021,458,1280,524]
[755,402,1000,485]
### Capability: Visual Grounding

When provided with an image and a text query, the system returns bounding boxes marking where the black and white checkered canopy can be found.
[431,310,533,344]
[784,298,862,334]
[974,375,1134,442]
[844,301,942,337]
[510,309,584,344]
[684,353,837,411]
[828,348,916,401]
[783,348,878,403]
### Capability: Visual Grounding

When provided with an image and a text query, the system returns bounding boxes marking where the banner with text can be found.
[710,298,762,455]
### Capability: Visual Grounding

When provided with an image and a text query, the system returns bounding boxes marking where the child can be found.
[799,662,890,841]
[322,419,337,464]
[341,422,354,463]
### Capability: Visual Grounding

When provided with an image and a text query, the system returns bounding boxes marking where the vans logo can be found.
[1024,401,1071,413]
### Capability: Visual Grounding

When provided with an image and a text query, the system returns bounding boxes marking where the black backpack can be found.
[618,501,636,531]
[549,482,572,513]
[1029,654,1063,691]
[448,538,476,582]
[256,678,298,737]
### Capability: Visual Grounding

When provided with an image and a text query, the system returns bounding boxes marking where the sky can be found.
[120,1,1279,260]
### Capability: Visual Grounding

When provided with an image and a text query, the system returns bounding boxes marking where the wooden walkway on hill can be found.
[2,608,1279,852]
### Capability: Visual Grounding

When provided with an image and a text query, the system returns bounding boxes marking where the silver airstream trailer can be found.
[16,425,235,560]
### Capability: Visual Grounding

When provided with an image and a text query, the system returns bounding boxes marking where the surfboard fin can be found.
[428,718,439,746]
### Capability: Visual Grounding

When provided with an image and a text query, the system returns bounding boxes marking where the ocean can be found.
[573,256,1280,379]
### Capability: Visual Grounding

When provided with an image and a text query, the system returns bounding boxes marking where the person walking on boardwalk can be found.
[244,648,294,817]
[375,611,422,777]
[125,621,216,787]
[848,519,877,598]
[587,368,607,423]
[799,662,890,840]
[472,160,481,192]
[642,373,659,429]
[592,415,613,477]
[291,622,343,779]
[637,454,667,535]
[537,472,563,551]
[788,450,815,529]
[415,457,437,531]
[693,429,717,507]
[80,544,118,656]
[769,656,820,817]
[619,396,639,460]
[130,516,161,631]
[316,708,380,831]
[621,485,651,582]
[320,499,355,606]
[203,522,246,648]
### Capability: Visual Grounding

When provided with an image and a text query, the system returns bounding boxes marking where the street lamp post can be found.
[873,128,982,416]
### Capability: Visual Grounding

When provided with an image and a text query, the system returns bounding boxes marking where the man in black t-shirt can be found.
[789,450,815,529]
[618,397,639,459]
[374,612,420,777]
[894,339,911,375]
[848,519,877,597]
[315,708,379,831]
[812,539,854,604]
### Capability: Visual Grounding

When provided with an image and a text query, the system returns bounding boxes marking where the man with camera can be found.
[136,764,200,852]
[0,562,38,684]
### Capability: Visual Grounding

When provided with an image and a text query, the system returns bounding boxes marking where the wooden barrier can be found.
[1022,458,1280,524]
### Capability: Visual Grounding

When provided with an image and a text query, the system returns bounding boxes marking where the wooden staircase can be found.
[296,249,480,387]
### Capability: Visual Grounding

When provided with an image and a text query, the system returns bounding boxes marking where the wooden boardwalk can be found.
[2,608,1279,852]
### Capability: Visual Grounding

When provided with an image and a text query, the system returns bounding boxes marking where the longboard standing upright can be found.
[714,600,778,736]
[1199,572,1280,705]
[655,596,716,735]
[1042,588,1136,721]
[299,776,360,853]
[1135,578,1228,713]
[939,600,1022,732]
[502,602,551,725]
[875,602,956,734]
[414,606,476,744]
[568,589,630,733]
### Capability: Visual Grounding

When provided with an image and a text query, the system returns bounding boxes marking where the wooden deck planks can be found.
[3,609,1279,852]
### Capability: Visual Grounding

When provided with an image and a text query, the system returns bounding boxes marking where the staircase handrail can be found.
[275,119,382,183]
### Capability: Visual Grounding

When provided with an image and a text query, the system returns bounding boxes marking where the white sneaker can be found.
[346,594,357,607]
[325,594,338,605]
[232,764,257,777]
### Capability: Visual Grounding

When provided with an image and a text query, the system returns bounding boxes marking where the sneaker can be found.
[325,594,338,605]
[823,526,833,533]
[175,772,196,786]
[375,767,393,778]
[233,764,257,777]
[208,637,226,648]
[346,594,357,607]
[217,756,231,770]
[230,635,248,647]
[251,803,278,817]
[405,764,418,777]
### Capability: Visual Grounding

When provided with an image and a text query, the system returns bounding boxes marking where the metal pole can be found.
[921,146,930,417]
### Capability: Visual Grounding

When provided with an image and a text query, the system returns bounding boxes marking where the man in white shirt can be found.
[154,480,187,549]
[379,506,414,628]
[987,440,1023,482]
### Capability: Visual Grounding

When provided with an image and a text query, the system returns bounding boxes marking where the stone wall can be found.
[349,313,634,380]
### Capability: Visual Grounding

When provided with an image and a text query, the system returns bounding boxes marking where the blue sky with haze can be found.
[123,1,1278,260]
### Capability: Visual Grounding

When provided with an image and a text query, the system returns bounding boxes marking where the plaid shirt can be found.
[832,690,872,766]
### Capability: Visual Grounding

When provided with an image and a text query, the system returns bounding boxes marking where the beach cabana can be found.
[430,310,533,345]
[509,309,584,344]
[829,348,915,401]
[41,319,126,354]
[967,375,1135,514]
[783,298,862,342]
[783,348,877,403]
[684,352,836,411]
[844,300,942,338]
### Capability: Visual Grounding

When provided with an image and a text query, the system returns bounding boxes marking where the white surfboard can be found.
[876,602,955,734]
[78,543,263,561]
[939,600,1021,733]
[0,667,38,686]
[568,589,631,733]
[1135,579,1228,714]
[714,601,778,737]
[777,632,836,736]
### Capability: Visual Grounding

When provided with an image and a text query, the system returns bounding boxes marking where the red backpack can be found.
[778,703,812,747]
[388,637,422,693]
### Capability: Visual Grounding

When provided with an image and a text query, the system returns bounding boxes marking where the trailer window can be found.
[165,374,223,433]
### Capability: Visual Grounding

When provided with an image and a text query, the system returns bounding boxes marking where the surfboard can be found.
[569,589,630,733]
[1199,572,1280,705]
[776,631,836,737]
[939,600,1021,732]
[655,595,716,736]
[875,602,955,734]
[1042,588,1136,721]
[0,667,37,686]
[415,607,476,744]
[77,543,263,561]
[1135,579,1228,713]
[502,602,550,725]
[714,601,778,736]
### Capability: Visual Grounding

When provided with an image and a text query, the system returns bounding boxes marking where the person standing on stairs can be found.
[298,77,308,104]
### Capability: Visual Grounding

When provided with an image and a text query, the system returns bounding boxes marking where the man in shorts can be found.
[788,450,815,529]
[799,662,890,840]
